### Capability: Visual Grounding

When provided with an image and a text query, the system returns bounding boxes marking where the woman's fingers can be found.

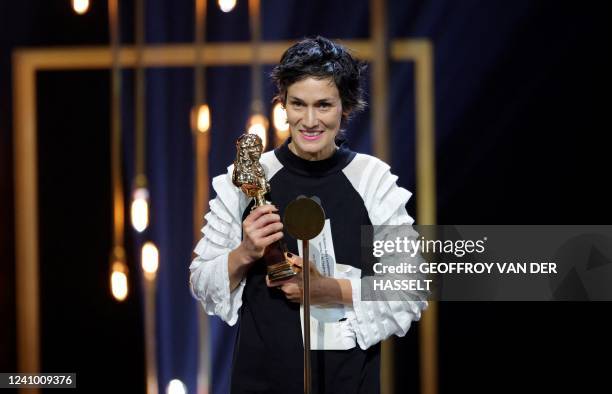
[245,214,282,236]
[281,282,301,303]
[241,204,284,258]
[265,254,326,304]
[266,275,295,288]
[266,275,302,302]
[252,221,283,239]
[246,227,283,252]
[286,255,303,272]
[286,256,319,276]
[268,276,301,303]
[252,212,282,230]
[244,204,278,227]
[244,206,282,242]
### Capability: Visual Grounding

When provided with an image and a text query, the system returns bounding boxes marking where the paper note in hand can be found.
[298,219,345,323]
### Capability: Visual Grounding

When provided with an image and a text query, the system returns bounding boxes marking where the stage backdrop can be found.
[128,1,376,393]
[2,1,610,393]
[120,1,611,393]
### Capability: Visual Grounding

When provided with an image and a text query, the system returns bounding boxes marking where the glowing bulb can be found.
[142,242,159,280]
[166,379,187,394]
[72,0,90,14]
[218,0,237,13]
[272,102,290,142]
[197,104,211,133]
[131,188,149,232]
[111,262,129,301]
[272,102,289,132]
[247,114,269,150]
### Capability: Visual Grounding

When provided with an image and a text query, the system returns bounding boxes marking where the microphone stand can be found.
[302,239,311,394]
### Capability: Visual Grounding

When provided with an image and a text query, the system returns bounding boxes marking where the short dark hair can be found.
[271,36,367,123]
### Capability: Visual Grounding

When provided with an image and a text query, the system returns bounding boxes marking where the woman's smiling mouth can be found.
[300,129,324,140]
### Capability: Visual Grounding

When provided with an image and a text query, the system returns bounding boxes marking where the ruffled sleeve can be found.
[344,156,428,350]
[189,165,247,326]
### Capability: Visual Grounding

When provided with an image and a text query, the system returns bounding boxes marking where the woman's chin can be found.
[295,142,323,154]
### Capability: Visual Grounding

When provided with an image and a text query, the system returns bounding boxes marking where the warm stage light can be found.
[272,102,290,141]
[192,104,211,133]
[111,261,129,302]
[166,379,187,394]
[141,242,159,280]
[218,0,237,13]
[247,113,269,149]
[131,187,149,232]
[72,0,90,15]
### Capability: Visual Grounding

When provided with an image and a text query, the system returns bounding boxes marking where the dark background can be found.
[2,1,611,393]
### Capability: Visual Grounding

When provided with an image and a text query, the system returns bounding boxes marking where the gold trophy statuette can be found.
[232,133,298,282]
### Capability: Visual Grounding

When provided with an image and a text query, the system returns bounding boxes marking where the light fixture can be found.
[247,113,269,149]
[218,0,237,13]
[141,242,159,281]
[131,187,149,232]
[272,102,290,143]
[191,104,211,133]
[72,0,90,14]
[166,379,187,394]
[110,250,129,302]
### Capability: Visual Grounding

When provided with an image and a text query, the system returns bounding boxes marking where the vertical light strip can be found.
[108,0,128,299]
[109,0,123,248]
[249,0,262,112]
[134,0,157,392]
[134,0,148,192]
[370,1,394,393]
[142,242,159,394]
[193,1,211,393]
[415,41,438,394]
[370,0,390,162]
[247,0,269,148]
[194,0,207,108]
[13,52,41,394]
[130,0,149,234]
[414,47,437,225]
[144,275,159,394]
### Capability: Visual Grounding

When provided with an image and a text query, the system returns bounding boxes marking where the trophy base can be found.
[267,261,299,282]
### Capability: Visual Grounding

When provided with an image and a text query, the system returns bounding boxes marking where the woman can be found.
[190,36,427,393]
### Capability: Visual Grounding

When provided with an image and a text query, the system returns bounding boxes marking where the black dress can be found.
[231,140,379,394]
[190,138,425,394]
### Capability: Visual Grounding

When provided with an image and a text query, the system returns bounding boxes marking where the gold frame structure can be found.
[13,39,436,394]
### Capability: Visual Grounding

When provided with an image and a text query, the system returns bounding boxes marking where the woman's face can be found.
[285,77,344,161]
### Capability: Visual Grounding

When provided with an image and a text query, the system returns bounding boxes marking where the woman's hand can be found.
[239,204,283,261]
[266,254,350,305]
[228,204,283,290]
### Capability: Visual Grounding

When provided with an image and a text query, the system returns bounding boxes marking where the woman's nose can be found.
[303,107,317,128]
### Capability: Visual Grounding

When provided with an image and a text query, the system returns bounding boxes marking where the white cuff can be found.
[189,253,246,326]
[346,276,427,350]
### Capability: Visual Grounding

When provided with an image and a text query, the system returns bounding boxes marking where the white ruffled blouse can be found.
[189,150,428,350]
